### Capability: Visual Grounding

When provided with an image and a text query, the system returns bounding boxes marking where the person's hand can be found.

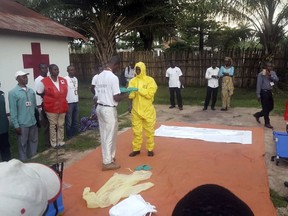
[120,87,129,93]
[127,87,138,93]
[15,128,21,135]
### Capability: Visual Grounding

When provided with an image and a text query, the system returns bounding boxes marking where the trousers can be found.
[254,90,274,125]
[96,105,118,165]
[46,112,66,147]
[169,87,183,108]
[17,125,38,161]
[204,86,218,108]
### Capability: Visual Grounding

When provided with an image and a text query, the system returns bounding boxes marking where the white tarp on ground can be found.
[154,125,252,144]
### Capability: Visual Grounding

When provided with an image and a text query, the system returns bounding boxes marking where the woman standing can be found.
[219,57,234,111]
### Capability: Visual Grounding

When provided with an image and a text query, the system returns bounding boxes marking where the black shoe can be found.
[148,151,154,157]
[284,181,288,187]
[220,108,227,111]
[203,107,207,111]
[169,106,175,109]
[253,113,261,124]
[179,107,183,110]
[265,124,274,129]
[211,107,216,111]
[129,151,140,157]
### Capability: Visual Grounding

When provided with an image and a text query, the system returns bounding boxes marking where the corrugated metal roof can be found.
[0,0,86,40]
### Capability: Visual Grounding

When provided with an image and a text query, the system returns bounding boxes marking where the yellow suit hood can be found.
[135,62,146,78]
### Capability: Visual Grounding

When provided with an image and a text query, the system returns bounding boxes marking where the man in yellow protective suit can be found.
[128,62,158,157]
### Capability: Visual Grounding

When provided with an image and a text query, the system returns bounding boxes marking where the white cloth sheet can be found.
[154,125,252,144]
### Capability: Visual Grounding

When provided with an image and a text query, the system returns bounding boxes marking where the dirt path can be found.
[62,104,288,215]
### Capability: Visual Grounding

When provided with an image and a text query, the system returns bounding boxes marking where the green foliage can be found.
[223,0,288,54]
[165,41,192,52]
[270,189,288,208]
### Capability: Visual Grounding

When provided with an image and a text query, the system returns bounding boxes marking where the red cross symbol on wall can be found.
[22,43,50,79]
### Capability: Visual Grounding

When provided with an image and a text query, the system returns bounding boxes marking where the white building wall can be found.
[0,33,70,112]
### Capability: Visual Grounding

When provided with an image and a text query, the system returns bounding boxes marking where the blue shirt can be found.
[8,85,37,128]
[256,70,279,98]
[219,66,234,77]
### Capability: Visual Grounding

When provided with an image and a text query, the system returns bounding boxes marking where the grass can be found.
[270,189,288,208]
[7,81,288,209]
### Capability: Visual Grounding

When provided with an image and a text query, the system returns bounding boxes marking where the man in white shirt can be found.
[95,56,129,171]
[124,61,135,113]
[64,65,79,139]
[166,61,183,110]
[90,64,103,100]
[203,61,220,111]
[34,63,50,147]
[124,61,135,83]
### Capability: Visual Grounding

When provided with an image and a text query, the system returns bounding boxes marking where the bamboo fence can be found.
[70,48,288,88]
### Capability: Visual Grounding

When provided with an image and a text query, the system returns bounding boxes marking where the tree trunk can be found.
[139,31,154,51]
[199,26,204,51]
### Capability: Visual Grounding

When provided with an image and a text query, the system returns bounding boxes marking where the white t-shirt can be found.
[37,76,60,92]
[205,67,220,88]
[95,70,120,107]
[34,75,44,105]
[65,76,79,103]
[124,66,135,81]
[165,66,182,88]
[91,74,99,95]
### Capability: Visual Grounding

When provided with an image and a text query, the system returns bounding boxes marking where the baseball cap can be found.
[0,159,61,216]
[15,71,29,80]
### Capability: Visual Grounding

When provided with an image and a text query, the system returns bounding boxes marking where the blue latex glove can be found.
[127,87,138,93]
[120,87,129,93]
[134,165,152,171]
[120,87,138,93]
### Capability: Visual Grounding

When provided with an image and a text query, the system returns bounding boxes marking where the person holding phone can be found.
[253,62,279,129]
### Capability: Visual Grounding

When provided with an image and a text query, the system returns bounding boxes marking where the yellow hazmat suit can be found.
[128,62,158,152]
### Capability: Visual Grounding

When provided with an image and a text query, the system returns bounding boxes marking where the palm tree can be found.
[21,0,176,63]
[223,0,288,55]
[176,0,223,51]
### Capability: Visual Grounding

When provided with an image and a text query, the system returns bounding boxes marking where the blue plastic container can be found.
[271,131,288,165]
[45,192,64,216]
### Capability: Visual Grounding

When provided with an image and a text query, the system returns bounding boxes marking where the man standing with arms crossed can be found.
[95,56,131,171]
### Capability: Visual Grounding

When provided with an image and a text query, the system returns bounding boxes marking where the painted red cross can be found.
[22,43,50,79]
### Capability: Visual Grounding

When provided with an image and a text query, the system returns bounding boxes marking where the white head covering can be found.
[0,159,61,216]
[15,71,29,80]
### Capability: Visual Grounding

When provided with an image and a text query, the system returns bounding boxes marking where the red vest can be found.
[42,77,68,113]
[284,101,288,121]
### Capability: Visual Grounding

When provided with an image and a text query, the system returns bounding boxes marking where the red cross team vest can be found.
[285,101,288,121]
[42,77,68,113]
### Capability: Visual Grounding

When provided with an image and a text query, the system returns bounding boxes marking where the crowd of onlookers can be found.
[0,56,283,165]
[0,63,80,161]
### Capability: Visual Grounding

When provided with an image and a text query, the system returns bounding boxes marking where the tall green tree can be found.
[176,0,222,51]
[223,0,288,54]
[19,0,177,63]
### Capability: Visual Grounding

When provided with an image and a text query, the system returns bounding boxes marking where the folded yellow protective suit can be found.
[82,171,154,208]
